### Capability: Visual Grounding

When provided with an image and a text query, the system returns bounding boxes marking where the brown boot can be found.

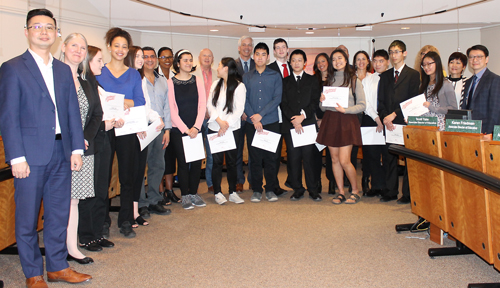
[26,276,48,288]
[47,267,91,284]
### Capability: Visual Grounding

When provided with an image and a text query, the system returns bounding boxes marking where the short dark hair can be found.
[172,49,196,73]
[448,52,467,66]
[373,49,389,60]
[158,47,173,58]
[389,40,406,52]
[254,42,269,55]
[273,38,288,50]
[27,9,56,27]
[290,49,307,63]
[353,50,372,72]
[467,45,489,58]
[104,27,133,47]
[142,46,156,53]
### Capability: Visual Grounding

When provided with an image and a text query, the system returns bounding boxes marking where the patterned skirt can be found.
[71,154,95,200]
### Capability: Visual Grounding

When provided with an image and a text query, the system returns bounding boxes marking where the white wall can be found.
[481,25,500,75]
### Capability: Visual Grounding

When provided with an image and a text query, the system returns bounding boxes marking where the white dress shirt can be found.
[361,72,381,121]
[207,81,246,131]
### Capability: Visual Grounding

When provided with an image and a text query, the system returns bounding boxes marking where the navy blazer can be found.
[78,72,103,156]
[0,50,84,165]
[267,61,291,78]
[280,73,320,133]
[235,57,255,78]
[460,68,500,134]
[378,65,420,125]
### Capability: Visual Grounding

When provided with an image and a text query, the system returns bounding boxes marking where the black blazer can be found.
[460,68,500,134]
[280,73,320,133]
[235,57,255,78]
[267,61,291,78]
[377,65,420,125]
[78,72,103,156]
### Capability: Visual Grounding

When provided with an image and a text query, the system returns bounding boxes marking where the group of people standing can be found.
[1,8,500,288]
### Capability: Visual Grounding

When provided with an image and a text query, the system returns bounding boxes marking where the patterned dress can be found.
[71,85,95,199]
[422,84,445,131]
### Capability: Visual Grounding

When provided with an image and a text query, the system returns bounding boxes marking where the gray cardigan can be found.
[427,80,457,114]
[319,72,366,114]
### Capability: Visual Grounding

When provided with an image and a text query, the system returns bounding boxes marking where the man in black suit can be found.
[267,38,292,196]
[377,40,420,204]
[281,49,321,201]
[461,45,500,135]
[235,36,255,193]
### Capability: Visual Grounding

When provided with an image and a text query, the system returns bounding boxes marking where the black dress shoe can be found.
[290,192,304,201]
[274,187,289,197]
[397,196,411,204]
[284,181,293,189]
[166,189,181,203]
[139,206,150,219]
[67,254,94,265]
[362,177,370,195]
[309,193,322,201]
[79,241,102,252]
[97,238,114,248]
[149,203,171,215]
[380,194,398,202]
[365,189,383,197]
[120,221,136,238]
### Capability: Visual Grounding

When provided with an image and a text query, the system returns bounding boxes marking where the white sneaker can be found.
[229,192,244,204]
[214,192,227,205]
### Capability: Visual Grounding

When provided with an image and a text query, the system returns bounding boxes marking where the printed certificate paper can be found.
[208,130,237,154]
[251,129,281,153]
[322,86,349,108]
[385,124,405,145]
[400,94,429,120]
[138,119,162,151]
[98,87,125,121]
[114,106,148,137]
[182,133,205,163]
[290,124,317,148]
[361,127,386,145]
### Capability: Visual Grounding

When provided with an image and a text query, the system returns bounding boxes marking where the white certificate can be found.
[98,87,125,121]
[251,129,281,153]
[208,130,236,154]
[361,127,386,145]
[114,106,148,137]
[385,124,405,145]
[138,119,162,151]
[315,142,326,152]
[182,133,205,163]
[290,124,317,148]
[400,94,429,121]
[322,86,349,108]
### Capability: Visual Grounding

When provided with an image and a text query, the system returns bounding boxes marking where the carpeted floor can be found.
[1,164,500,287]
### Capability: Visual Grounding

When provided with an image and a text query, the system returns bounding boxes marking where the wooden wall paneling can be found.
[484,141,500,269]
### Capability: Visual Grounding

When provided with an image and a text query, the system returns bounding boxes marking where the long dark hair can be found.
[419,51,444,100]
[329,49,355,87]
[313,53,334,86]
[353,50,372,72]
[212,57,241,114]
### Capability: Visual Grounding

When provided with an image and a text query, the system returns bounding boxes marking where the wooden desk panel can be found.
[484,142,500,269]
[440,133,492,263]
[404,127,447,231]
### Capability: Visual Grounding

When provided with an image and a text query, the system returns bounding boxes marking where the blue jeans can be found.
[202,119,213,187]
[139,132,166,208]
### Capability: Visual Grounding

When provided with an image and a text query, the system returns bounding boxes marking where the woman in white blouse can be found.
[207,57,246,205]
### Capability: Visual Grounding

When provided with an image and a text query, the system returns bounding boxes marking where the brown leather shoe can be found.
[236,183,243,193]
[26,276,48,288]
[47,267,91,284]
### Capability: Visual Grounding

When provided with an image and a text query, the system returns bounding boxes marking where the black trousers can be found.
[382,141,409,198]
[360,114,385,189]
[134,146,148,202]
[170,130,202,196]
[210,129,239,194]
[115,134,139,228]
[283,132,319,195]
[78,130,112,243]
[246,122,279,193]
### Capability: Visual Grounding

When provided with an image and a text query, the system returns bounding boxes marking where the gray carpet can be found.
[1,164,500,287]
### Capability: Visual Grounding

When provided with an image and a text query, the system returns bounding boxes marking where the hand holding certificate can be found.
[361,127,386,145]
[138,118,162,151]
[182,133,205,163]
[322,86,349,108]
[290,124,317,148]
[208,130,236,154]
[98,87,125,121]
[114,106,148,137]
[385,124,405,145]
[400,94,429,121]
[251,129,281,153]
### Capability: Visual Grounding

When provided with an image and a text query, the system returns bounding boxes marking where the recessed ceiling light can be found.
[210,29,219,32]
[306,31,314,34]
[401,27,410,30]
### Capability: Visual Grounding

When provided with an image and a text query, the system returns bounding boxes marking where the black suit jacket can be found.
[377,65,420,125]
[268,61,291,78]
[78,72,103,156]
[280,73,320,133]
[460,68,500,134]
[235,57,255,78]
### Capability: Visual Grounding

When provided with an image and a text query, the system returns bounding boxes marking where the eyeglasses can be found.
[469,55,485,61]
[389,50,403,55]
[421,62,435,68]
[159,56,173,60]
[143,55,157,59]
[26,25,56,32]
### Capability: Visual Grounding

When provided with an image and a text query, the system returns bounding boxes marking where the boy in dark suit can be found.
[377,40,420,204]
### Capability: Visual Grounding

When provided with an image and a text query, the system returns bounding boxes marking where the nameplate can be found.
[493,126,500,141]
[445,119,482,133]
[407,116,438,127]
